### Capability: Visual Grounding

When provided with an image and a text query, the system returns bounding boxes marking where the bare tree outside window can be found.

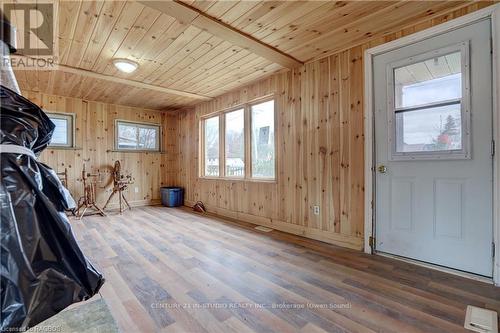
[204,116,219,176]
[394,51,463,153]
[139,127,157,149]
[116,121,160,151]
[251,100,275,178]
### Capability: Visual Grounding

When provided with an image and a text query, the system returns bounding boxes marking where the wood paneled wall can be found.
[171,3,491,250]
[174,59,364,250]
[23,91,178,209]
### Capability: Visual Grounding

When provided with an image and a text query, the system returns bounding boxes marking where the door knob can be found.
[378,165,387,174]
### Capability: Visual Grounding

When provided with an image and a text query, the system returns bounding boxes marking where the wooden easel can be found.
[103,160,132,214]
[75,164,106,219]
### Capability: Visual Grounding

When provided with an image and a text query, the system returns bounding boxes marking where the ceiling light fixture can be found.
[113,58,138,73]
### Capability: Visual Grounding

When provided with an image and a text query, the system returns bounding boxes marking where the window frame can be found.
[199,95,277,181]
[114,119,161,152]
[386,41,471,161]
[249,98,277,180]
[47,112,75,148]
[201,114,221,177]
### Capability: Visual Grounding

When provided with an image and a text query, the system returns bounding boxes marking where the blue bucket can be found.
[160,187,184,207]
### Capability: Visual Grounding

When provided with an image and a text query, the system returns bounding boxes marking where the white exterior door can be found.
[374,19,493,277]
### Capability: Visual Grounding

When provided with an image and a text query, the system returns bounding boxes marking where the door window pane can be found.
[204,116,219,176]
[396,104,462,153]
[251,100,275,178]
[225,109,244,177]
[395,51,461,108]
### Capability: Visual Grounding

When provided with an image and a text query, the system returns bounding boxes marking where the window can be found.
[204,116,220,176]
[200,97,276,180]
[225,109,244,177]
[47,113,74,147]
[388,42,469,160]
[116,120,160,151]
[251,100,275,178]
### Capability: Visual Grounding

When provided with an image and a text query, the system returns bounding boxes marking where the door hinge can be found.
[493,242,496,258]
[369,236,376,249]
[492,140,496,157]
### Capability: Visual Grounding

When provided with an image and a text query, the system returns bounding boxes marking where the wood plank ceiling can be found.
[14,0,480,110]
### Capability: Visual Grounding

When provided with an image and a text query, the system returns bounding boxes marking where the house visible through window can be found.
[47,113,74,147]
[201,98,276,180]
[116,120,160,151]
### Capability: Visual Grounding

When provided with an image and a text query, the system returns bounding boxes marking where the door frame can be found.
[364,4,500,286]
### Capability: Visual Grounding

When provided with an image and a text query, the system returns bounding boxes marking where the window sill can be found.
[47,146,82,150]
[199,176,277,184]
[107,149,165,154]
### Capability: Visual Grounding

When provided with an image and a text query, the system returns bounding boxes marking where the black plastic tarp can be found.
[0,85,105,331]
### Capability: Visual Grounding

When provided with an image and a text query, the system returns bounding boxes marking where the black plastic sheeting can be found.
[0,85,105,331]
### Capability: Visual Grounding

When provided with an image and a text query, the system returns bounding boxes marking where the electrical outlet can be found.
[134,187,139,193]
[313,205,320,215]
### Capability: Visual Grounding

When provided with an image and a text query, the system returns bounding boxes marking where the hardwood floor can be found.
[71,206,500,333]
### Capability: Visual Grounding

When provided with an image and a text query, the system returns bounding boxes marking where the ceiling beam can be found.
[138,0,304,69]
[56,64,212,100]
[14,56,212,101]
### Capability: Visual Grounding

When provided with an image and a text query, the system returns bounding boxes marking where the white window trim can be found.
[114,119,161,152]
[46,112,75,148]
[363,4,500,286]
[386,42,471,161]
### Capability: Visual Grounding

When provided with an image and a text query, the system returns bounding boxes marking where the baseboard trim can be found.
[103,199,161,210]
[184,200,363,250]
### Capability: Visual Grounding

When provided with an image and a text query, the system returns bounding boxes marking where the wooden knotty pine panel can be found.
[173,52,364,250]
[170,3,490,251]
[24,90,179,209]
